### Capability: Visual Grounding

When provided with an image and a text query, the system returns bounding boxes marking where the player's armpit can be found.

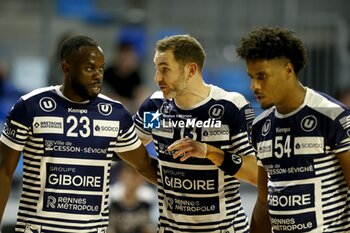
[234,155,258,186]
[337,150,350,188]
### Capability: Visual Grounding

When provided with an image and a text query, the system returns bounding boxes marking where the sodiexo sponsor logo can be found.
[165,193,219,215]
[93,120,119,138]
[43,192,101,215]
[45,163,104,191]
[294,137,324,155]
[161,166,218,194]
[201,125,230,142]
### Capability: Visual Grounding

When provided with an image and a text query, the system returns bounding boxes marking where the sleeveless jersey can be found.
[134,85,255,233]
[252,87,350,232]
[1,86,141,233]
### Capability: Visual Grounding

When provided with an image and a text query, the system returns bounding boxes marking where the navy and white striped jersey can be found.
[252,87,350,232]
[1,86,141,233]
[134,85,255,233]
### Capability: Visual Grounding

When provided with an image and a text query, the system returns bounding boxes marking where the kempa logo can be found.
[143,110,222,129]
[68,108,87,114]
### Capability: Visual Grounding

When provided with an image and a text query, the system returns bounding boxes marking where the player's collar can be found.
[274,87,310,118]
[55,85,91,104]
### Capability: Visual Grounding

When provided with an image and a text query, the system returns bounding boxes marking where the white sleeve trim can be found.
[114,138,142,153]
[0,134,24,151]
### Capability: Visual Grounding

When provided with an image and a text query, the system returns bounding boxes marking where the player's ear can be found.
[285,62,294,76]
[61,61,70,73]
[187,63,197,77]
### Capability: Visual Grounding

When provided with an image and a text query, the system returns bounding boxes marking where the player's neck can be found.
[59,84,89,103]
[175,81,210,109]
[276,82,306,114]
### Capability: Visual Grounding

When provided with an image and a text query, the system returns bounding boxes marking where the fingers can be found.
[168,138,193,160]
[172,146,192,160]
[167,139,182,151]
[180,152,193,162]
[167,138,207,161]
[168,138,191,151]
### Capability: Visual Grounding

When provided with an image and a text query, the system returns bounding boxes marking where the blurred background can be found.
[1,0,350,232]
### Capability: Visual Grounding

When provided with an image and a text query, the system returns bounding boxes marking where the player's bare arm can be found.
[337,150,350,188]
[117,144,157,185]
[0,142,21,223]
[250,166,271,233]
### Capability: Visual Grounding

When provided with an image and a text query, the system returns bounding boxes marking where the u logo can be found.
[98,103,113,116]
[301,115,317,132]
[209,104,225,119]
[39,97,56,112]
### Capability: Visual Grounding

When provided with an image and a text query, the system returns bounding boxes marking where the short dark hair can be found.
[156,35,206,71]
[236,27,307,75]
[60,35,99,61]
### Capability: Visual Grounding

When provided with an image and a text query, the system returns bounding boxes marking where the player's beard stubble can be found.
[71,77,101,101]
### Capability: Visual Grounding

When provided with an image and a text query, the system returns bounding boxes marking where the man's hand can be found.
[167,138,207,162]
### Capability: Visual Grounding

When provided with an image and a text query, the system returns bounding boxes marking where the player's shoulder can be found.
[96,93,132,117]
[210,84,249,109]
[306,87,346,120]
[97,93,124,106]
[139,91,166,110]
[253,107,274,126]
[149,91,165,100]
[21,86,57,101]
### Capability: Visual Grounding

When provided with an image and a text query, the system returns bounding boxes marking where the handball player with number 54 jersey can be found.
[237,27,350,233]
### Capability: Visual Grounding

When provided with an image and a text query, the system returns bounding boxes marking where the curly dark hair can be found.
[236,27,307,75]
